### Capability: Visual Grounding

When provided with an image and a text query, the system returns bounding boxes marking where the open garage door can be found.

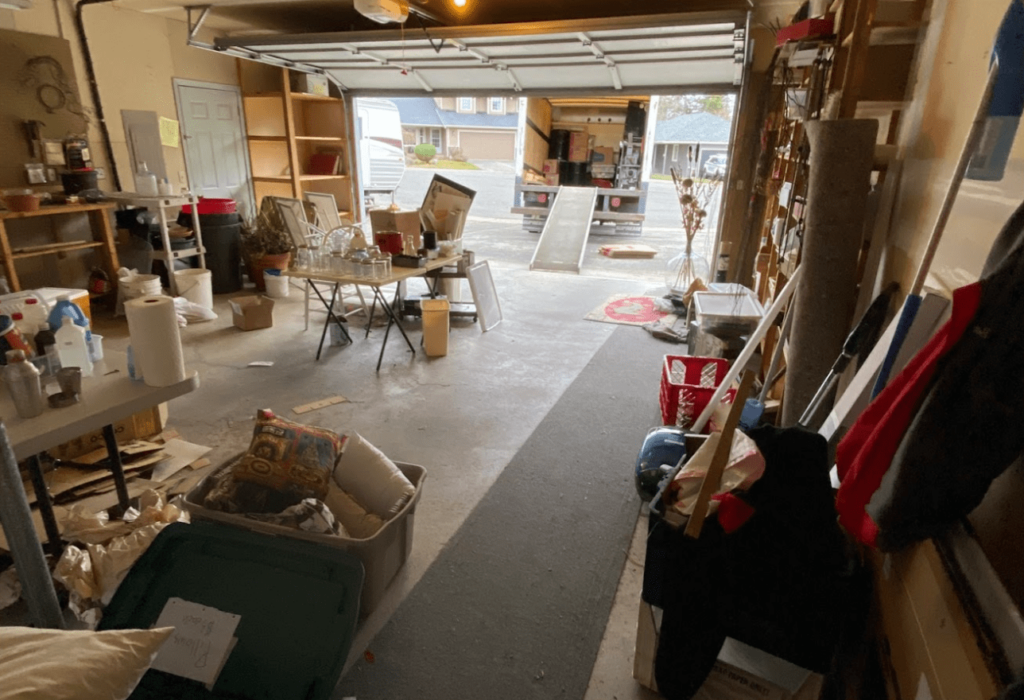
[459,131,516,160]
[211,12,748,96]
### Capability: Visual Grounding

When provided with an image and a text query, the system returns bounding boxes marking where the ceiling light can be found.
[453,0,466,7]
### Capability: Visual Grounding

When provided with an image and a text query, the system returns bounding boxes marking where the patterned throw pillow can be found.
[231,409,345,501]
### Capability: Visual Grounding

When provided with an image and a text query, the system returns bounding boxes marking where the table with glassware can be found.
[283,255,461,371]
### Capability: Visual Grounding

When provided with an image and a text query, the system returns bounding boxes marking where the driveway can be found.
[389,167,720,287]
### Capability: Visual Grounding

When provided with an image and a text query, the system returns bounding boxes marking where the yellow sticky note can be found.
[159,117,180,148]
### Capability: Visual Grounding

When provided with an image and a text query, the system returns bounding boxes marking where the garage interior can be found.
[0,1,1023,699]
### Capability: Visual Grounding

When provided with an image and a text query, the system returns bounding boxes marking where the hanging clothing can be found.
[837,199,1024,551]
[650,426,850,699]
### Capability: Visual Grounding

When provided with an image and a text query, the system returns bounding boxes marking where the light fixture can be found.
[453,0,466,7]
[354,0,409,24]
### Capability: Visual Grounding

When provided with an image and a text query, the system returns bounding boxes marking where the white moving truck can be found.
[354,97,406,201]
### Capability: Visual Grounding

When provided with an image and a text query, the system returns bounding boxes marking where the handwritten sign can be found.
[150,598,241,685]
[159,117,180,148]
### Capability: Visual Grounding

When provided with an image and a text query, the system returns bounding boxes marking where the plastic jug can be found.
[48,295,91,340]
[134,161,159,197]
[21,297,48,329]
[3,349,45,418]
[11,312,33,336]
[55,316,93,377]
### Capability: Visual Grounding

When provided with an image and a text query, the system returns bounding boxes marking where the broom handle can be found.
[910,60,999,297]
[685,370,757,539]
[692,267,803,434]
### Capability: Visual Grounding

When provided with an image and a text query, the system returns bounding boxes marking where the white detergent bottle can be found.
[55,316,93,377]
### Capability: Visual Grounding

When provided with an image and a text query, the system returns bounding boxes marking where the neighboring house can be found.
[391,96,519,161]
[652,112,732,176]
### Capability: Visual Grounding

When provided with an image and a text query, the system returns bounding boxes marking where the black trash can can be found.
[178,211,242,294]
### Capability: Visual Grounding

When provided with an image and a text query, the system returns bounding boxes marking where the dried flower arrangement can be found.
[667,153,723,297]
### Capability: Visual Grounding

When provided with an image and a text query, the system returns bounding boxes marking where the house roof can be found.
[390,97,518,130]
[654,112,731,144]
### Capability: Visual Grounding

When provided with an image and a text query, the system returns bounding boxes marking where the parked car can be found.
[703,154,727,178]
[355,98,406,199]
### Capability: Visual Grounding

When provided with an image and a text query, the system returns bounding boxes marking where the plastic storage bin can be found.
[422,298,450,357]
[659,354,733,431]
[185,461,425,617]
[98,521,362,700]
[692,291,764,337]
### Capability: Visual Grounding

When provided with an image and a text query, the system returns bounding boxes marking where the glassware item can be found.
[666,247,711,296]
[3,349,45,418]
[372,258,387,280]
[358,258,374,280]
[331,252,345,275]
[328,227,353,255]
[295,246,310,270]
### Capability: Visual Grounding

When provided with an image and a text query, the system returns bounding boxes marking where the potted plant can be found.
[240,199,294,291]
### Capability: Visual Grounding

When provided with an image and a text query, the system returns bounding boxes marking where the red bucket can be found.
[181,198,236,215]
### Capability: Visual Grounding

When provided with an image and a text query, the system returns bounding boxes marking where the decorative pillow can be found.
[324,486,385,539]
[333,432,415,518]
[231,409,345,501]
[0,626,173,700]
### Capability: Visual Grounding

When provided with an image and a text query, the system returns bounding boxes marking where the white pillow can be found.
[324,485,385,539]
[334,433,415,518]
[0,626,173,700]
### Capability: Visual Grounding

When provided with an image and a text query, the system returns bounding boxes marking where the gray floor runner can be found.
[335,324,667,699]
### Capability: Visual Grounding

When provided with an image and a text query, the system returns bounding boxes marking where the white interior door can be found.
[174,80,253,217]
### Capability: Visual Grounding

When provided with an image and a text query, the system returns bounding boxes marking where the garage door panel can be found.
[617,61,734,86]
[217,13,747,94]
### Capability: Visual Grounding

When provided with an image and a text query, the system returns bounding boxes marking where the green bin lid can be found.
[98,521,363,700]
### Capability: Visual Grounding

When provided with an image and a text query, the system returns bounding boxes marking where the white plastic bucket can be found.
[175,268,214,309]
[264,271,290,299]
[125,274,162,301]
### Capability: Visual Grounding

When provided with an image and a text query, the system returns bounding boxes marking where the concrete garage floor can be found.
[87,167,701,698]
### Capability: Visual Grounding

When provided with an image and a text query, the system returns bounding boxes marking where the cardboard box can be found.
[289,72,330,96]
[369,208,422,249]
[591,146,616,164]
[230,295,275,331]
[543,159,560,174]
[544,174,560,186]
[568,130,590,162]
[49,404,168,460]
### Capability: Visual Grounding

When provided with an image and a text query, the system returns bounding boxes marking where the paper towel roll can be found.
[124,295,186,387]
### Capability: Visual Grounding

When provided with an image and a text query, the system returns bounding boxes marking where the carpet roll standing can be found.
[782,119,878,425]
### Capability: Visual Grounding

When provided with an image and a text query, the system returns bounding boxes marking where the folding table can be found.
[284,255,460,371]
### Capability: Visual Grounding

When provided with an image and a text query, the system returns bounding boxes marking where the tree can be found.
[657,94,736,121]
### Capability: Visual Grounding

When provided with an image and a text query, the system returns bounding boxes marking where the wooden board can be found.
[524,97,553,174]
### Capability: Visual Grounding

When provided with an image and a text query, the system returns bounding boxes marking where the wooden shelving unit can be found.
[240,65,359,221]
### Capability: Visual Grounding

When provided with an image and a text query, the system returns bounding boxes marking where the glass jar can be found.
[331,252,345,274]
[295,246,310,270]
[358,258,374,280]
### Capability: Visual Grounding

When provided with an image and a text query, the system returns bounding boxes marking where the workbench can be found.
[0,203,120,292]
[0,350,199,629]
